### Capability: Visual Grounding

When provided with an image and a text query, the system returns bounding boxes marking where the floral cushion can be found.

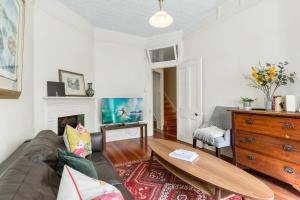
[57,165,124,200]
[63,124,92,157]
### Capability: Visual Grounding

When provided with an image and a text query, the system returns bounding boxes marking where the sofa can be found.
[0,130,133,200]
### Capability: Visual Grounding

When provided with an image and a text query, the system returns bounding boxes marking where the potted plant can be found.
[241,97,256,110]
[245,61,296,110]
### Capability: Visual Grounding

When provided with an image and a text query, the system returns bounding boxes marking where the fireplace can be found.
[43,97,96,135]
[58,114,84,136]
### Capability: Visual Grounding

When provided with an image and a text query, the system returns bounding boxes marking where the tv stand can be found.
[100,122,147,151]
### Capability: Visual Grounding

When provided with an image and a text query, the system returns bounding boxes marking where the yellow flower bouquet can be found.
[245,61,296,110]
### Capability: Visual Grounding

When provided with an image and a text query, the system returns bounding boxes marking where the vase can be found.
[265,96,273,111]
[243,102,252,110]
[86,83,95,97]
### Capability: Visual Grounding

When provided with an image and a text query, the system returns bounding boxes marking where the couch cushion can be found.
[56,149,98,179]
[87,154,134,200]
[0,157,60,200]
[90,132,103,153]
[23,130,66,169]
[63,124,92,157]
[0,141,30,176]
[57,165,124,200]
[88,153,122,184]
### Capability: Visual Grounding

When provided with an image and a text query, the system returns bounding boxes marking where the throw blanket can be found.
[193,126,226,145]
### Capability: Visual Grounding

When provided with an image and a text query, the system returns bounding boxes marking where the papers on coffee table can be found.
[169,149,199,162]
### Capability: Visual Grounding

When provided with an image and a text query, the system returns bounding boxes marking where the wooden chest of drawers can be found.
[231,110,300,191]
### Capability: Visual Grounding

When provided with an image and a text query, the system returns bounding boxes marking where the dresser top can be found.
[229,109,300,118]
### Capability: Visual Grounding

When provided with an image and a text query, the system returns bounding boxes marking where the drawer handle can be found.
[283,144,294,152]
[245,137,254,143]
[245,118,253,125]
[284,167,295,174]
[283,123,294,129]
[247,154,254,160]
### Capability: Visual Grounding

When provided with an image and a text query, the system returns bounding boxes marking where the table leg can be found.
[215,187,221,200]
[148,150,155,171]
[140,126,143,143]
[145,124,148,145]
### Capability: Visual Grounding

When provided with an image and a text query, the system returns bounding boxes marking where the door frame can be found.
[148,65,178,136]
[152,69,164,130]
[147,58,203,142]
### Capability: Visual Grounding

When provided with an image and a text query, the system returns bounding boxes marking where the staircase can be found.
[164,96,177,135]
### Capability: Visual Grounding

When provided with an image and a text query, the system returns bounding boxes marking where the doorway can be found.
[152,67,177,140]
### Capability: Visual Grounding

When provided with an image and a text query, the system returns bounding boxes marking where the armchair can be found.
[193,106,237,157]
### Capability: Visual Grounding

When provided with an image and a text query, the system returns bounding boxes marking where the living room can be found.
[0,0,300,199]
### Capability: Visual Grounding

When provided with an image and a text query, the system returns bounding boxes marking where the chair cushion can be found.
[215,130,231,148]
[193,126,226,145]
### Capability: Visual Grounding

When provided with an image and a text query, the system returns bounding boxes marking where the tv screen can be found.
[101,98,143,124]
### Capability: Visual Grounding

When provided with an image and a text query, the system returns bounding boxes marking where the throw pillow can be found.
[63,124,92,157]
[56,149,98,179]
[57,165,124,200]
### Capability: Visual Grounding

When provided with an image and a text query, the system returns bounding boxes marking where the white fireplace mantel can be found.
[43,97,96,100]
[43,97,97,134]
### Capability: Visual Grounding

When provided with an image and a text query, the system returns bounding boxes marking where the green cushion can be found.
[56,149,98,179]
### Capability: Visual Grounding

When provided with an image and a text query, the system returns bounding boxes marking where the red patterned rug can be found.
[116,160,245,200]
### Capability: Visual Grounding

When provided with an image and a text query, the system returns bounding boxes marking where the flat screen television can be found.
[101,98,143,124]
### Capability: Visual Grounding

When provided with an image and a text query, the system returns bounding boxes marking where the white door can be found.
[177,59,203,144]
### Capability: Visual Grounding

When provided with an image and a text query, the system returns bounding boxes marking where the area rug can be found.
[115,160,245,200]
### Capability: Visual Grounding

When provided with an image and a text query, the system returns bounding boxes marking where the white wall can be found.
[0,1,35,162]
[183,0,300,121]
[182,0,300,155]
[32,1,150,142]
[33,0,95,133]
[93,28,149,141]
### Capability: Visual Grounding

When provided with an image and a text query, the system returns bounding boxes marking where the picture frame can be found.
[0,0,25,99]
[47,81,65,97]
[58,69,86,96]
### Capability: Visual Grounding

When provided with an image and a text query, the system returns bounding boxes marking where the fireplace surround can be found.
[43,97,96,134]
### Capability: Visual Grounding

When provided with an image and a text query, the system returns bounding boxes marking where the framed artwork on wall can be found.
[0,0,25,99]
[58,69,86,96]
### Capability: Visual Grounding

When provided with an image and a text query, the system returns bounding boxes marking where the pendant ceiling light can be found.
[149,0,173,28]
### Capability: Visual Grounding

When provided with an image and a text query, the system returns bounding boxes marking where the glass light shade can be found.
[149,10,173,28]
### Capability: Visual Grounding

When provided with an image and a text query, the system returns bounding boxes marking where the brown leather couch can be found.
[0,130,133,200]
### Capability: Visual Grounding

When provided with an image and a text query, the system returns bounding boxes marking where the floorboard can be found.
[106,129,300,200]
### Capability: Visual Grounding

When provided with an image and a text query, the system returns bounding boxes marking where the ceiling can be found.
[59,0,226,37]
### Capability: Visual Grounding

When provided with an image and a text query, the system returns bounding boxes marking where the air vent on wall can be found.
[147,44,179,68]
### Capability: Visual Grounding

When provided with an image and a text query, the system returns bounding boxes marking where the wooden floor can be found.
[106,130,300,200]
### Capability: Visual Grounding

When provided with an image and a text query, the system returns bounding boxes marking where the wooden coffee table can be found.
[148,139,274,200]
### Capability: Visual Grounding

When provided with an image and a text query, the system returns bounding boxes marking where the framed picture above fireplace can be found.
[59,69,86,96]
